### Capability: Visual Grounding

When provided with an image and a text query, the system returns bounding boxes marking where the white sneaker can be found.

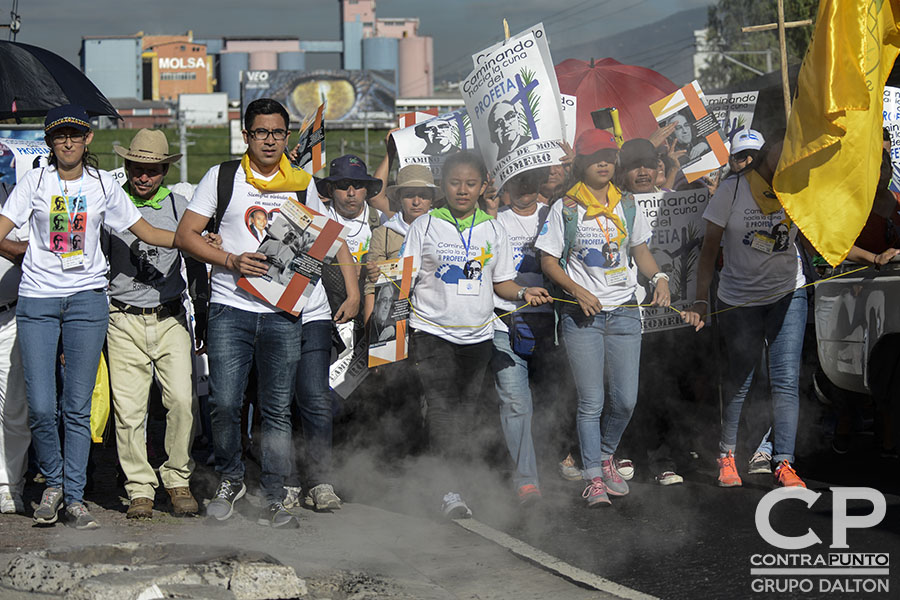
[304,484,342,511]
[441,492,472,519]
[655,471,684,486]
[283,486,302,509]
[0,491,24,514]
[614,457,635,481]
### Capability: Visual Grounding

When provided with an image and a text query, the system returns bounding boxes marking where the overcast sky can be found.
[11,0,714,80]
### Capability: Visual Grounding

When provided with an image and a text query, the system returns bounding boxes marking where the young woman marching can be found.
[0,105,176,529]
[402,151,551,518]
[537,130,670,507]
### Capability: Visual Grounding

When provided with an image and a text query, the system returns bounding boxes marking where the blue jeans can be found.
[717,289,807,464]
[17,289,108,504]
[561,306,642,480]
[490,330,538,489]
[207,303,302,504]
[293,319,333,488]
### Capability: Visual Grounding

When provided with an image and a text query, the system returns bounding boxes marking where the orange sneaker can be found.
[717,451,742,487]
[517,484,542,506]
[774,461,806,488]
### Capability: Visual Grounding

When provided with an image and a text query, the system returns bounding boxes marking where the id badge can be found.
[60,250,85,270]
[457,279,481,295]
[604,266,628,286]
[751,233,775,254]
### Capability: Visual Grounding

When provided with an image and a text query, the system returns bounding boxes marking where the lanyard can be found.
[55,171,83,226]
[450,212,476,257]
[594,216,614,247]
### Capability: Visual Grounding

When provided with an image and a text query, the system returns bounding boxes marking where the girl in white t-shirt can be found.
[537,130,670,508]
[0,105,176,530]
[402,151,551,518]
[681,135,808,490]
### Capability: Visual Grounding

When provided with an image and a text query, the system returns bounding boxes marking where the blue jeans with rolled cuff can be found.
[560,305,642,481]
[717,289,806,464]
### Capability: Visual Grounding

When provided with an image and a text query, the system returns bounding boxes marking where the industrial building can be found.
[80,0,434,117]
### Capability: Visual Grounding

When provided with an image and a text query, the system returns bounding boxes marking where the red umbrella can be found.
[556,58,678,143]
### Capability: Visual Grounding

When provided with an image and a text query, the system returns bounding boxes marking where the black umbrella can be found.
[0,40,119,120]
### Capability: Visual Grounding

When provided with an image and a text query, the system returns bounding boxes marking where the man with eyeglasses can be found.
[176,98,360,528]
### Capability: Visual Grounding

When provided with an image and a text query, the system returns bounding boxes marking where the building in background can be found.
[80,35,143,100]
[80,0,434,125]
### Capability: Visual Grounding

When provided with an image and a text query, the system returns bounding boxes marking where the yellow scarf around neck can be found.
[566,181,626,234]
[745,170,782,215]
[241,153,312,193]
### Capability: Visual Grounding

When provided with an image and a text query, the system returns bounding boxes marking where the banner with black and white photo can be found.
[462,31,566,190]
[634,189,709,333]
[391,109,473,181]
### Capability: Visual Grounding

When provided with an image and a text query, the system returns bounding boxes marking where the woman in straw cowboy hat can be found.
[363,164,442,320]
[0,105,178,530]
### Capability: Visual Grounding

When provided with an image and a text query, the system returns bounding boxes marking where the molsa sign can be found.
[158,57,206,71]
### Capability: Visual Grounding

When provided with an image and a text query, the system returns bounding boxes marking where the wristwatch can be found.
[650,272,670,287]
[517,287,527,301]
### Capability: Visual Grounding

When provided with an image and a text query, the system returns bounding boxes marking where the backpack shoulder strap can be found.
[559,200,579,270]
[213,160,241,233]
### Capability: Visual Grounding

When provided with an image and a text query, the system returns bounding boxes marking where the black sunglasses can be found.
[332,179,366,191]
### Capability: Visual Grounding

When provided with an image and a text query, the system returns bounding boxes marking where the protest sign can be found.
[368,255,417,367]
[237,198,346,316]
[633,188,709,333]
[330,322,369,399]
[883,87,900,192]
[704,91,758,146]
[561,94,577,144]
[391,109,473,180]
[462,31,566,190]
[650,81,728,183]
[0,137,49,185]
[399,109,438,129]
[293,102,326,176]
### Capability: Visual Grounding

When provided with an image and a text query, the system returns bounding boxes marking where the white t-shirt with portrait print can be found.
[703,175,805,307]
[535,198,652,310]
[493,205,552,334]
[187,163,302,313]
[301,181,383,323]
[0,165,141,298]
[401,212,516,345]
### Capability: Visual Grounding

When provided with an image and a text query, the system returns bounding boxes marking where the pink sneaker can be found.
[582,478,611,507]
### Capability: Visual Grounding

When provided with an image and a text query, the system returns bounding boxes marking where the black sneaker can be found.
[258,502,298,529]
[206,479,246,521]
[66,502,100,530]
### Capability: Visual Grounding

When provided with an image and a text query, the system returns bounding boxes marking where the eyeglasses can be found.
[50,133,86,145]
[333,179,365,191]
[247,128,289,141]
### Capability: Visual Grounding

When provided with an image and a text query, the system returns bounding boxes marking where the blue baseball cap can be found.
[44,104,91,135]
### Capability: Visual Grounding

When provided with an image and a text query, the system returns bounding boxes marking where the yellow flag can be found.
[773,0,900,266]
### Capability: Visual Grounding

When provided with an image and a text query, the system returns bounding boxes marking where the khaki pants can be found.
[107,309,196,500]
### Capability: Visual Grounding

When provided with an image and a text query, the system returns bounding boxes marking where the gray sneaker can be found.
[206,480,246,521]
[748,451,773,474]
[33,487,63,524]
[282,486,302,509]
[304,484,342,511]
[66,502,99,530]
[258,502,299,528]
[601,459,630,496]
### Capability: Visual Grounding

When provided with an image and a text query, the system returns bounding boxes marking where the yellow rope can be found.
[370,264,871,330]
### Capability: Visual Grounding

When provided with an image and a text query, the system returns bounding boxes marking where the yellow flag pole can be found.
[503,19,510,41]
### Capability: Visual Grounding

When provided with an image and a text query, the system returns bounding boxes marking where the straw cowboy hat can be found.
[114,128,182,164]
[385,164,443,203]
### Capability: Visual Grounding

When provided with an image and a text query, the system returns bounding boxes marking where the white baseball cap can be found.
[731,129,765,154]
